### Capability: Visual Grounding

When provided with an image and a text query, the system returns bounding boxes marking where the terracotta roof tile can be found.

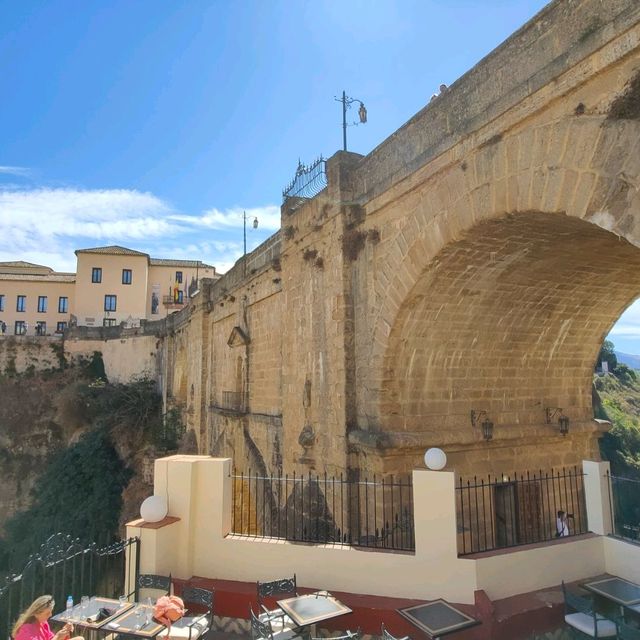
[149,258,215,269]
[0,260,52,270]
[0,273,76,282]
[75,245,149,257]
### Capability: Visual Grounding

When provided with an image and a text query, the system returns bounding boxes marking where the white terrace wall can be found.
[127,456,634,605]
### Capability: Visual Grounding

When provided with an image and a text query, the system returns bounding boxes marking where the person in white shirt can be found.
[556,510,570,537]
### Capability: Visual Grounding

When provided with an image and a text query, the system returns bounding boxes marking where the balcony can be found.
[162,295,186,310]
[215,390,247,413]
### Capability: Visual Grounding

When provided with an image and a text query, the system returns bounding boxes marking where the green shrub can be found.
[1,428,132,569]
[152,407,186,451]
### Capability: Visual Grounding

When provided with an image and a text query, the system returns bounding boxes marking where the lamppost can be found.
[243,211,258,276]
[335,90,368,151]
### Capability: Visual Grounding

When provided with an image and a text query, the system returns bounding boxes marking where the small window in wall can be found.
[122,269,132,285]
[92,267,102,283]
[58,296,68,313]
[175,271,183,284]
[16,295,26,312]
[35,321,46,336]
[15,320,26,335]
[103,318,117,327]
[176,290,184,304]
[104,294,117,312]
[56,322,67,334]
[38,296,48,313]
[0,294,4,312]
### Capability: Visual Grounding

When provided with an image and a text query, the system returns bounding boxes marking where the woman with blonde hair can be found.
[12,595,81,640]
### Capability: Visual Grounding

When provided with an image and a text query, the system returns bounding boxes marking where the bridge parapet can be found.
[351,0,640,205]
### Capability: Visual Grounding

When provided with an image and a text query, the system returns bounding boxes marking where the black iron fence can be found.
[608,472,640,542]
[282,157,327,204]
[232,471,414,551]
[0,533,139,640]
[456,467,587,555]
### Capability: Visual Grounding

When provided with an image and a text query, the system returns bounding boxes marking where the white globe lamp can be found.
[424,447,447,471]
[140,495,168,523]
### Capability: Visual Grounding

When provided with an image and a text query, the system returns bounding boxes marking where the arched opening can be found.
[593,323,640,541]
[378,211,640,476]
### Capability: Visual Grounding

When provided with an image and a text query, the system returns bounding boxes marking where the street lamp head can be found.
[252,217,259,229]
[358,103,367,124]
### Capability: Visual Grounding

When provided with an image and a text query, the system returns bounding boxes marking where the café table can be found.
[52,597,166,638]
[52,597,133,630]
[101,602,166,638]
[583,577,640,607]
[277,591,352,628]
[398,599,480,639]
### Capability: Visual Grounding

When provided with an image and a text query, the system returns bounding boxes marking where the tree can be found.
[1,428,131,569]
[597,339,618,372]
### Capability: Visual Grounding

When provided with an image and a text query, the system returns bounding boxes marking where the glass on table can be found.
[119,595,128,608]
[80,596,89,618]
[145,597,153,625]
[134,607,144,630]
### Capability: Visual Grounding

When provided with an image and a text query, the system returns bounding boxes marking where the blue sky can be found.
[1,0,639,354]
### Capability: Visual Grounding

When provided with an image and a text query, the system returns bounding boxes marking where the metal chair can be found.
[137,573,172,602]
[256,575,298,633]
[381,623,410,640]
[618,620,640,640]
[250,607,309,640]
[562,582,617,638]
[162,586,214,640]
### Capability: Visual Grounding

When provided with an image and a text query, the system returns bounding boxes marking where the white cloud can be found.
[0,184,278,274]
[170,205,281,232]
[0,166,32,177]
[609,324,640,338]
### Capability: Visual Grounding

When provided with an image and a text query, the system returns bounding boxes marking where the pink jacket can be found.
[153,595,185,627]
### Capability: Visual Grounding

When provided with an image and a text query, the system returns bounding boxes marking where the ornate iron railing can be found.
[456,467,587,555]
[282,157,327,204]
[232,471,414,551]
[0,533,139,639]
[607,472,640,542]
[220,391,246,412]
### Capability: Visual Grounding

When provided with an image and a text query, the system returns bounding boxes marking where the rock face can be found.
[0,366,159,537]
[0,371,86,533]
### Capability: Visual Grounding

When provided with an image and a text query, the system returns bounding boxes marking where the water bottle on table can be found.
[66,595,74,621]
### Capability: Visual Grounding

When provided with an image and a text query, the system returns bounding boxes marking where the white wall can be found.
[126,456,640,605]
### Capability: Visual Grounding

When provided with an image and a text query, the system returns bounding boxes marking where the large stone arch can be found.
[361,115,640,473]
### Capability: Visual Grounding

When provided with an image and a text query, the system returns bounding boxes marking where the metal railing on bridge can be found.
[232,470,415,552]
[282,157,327,207]
[0,533,139,640]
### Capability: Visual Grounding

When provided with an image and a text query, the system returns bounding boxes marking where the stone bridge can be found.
[163,0,640,478]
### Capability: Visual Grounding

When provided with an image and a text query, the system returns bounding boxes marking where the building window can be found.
[175,271,183,284]
[122,269,132,285]
[176,290,184,304]
[35,321,46,336]
[56,322,67,334]
[0,294,4,312]
[103,318,117,327]
[104,295,117,312]
[38,296,48,313]
[16,295,26,312]
[15,320,26,335]
[58,297,68,313]
[92,267,102,283]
